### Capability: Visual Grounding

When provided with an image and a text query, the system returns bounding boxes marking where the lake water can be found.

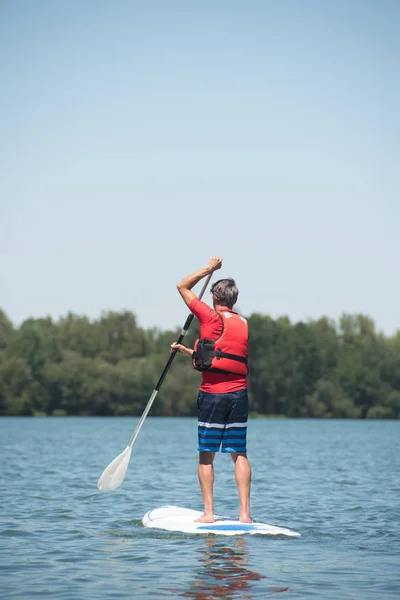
[0,417,399,599]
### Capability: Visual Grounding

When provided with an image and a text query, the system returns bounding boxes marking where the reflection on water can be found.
[168,537,289,599]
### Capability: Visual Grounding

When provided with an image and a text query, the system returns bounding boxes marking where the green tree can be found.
[0,308,399,419]
[0,310,14,350]
[0,354,34,415]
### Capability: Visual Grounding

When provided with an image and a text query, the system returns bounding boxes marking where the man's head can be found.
[211,278,239,309]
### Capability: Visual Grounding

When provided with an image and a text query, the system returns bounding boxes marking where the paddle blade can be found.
[97,445,132,491]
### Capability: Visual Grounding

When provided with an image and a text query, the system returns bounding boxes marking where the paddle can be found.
[97,272,213,491]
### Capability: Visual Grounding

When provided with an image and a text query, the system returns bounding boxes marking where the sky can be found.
[1,0,399,335]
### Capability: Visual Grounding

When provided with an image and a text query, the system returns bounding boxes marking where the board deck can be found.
[142,505,300,537]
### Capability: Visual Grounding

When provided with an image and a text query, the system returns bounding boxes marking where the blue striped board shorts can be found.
[197,388,249,454]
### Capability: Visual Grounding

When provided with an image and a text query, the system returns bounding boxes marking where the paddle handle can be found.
[128,272,212,448]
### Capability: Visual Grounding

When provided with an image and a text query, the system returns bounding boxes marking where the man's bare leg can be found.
[195,451,215,523]
[231,452,252,522]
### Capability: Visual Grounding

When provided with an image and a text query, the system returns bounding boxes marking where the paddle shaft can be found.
[128,273,213,447]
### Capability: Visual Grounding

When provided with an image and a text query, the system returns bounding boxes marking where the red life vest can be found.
[192,310,248,376]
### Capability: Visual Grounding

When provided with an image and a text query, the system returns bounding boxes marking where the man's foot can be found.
[239,515,253,523]
[195,513,215,523]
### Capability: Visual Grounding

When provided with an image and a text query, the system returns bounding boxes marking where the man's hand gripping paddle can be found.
[97,273,213,491]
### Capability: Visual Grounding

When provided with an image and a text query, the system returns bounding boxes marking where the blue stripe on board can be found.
[197,523,259,531]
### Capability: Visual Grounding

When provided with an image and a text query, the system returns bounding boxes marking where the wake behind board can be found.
[142,505,300,537]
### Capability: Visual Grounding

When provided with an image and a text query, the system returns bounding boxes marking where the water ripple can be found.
[0,417,399,599]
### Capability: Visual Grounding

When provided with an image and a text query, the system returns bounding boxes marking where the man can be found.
[171,256,252,523]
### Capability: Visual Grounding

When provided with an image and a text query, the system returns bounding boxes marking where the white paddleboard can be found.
[142,505,300,537]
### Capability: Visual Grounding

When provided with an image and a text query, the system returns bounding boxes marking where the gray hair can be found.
[210,278,238,309]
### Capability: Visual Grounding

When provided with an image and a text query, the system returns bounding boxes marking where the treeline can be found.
[0,309,399,418]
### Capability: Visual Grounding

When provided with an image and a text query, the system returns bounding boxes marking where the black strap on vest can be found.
[193,339,248,371]
[213,349,248,363]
